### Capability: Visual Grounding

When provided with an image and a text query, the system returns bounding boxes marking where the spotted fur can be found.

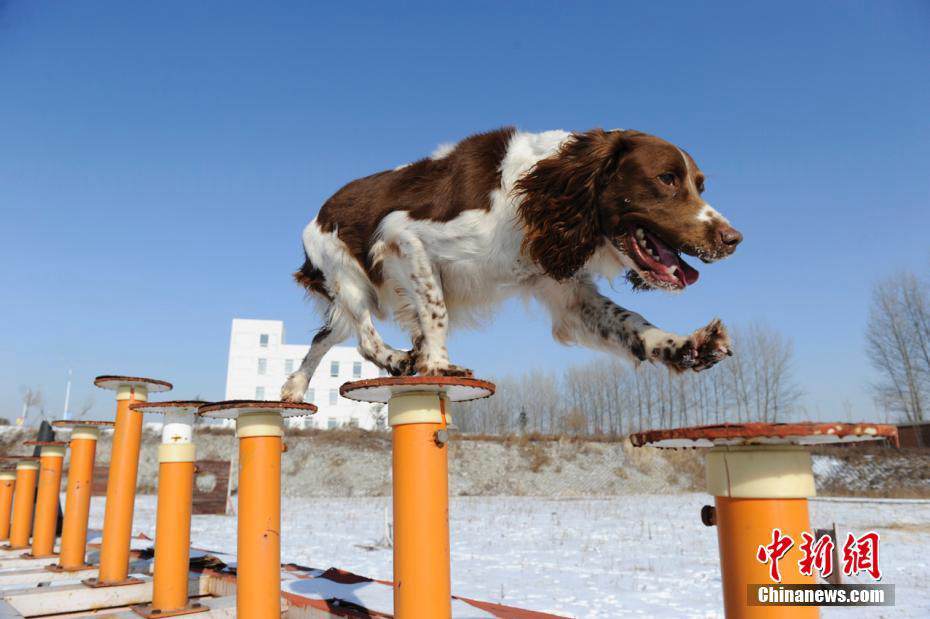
[281,128,741,402]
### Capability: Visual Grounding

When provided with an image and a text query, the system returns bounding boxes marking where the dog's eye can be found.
[697,179,705,193]
[658,173,676,186]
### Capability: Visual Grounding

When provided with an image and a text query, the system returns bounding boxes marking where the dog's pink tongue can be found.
[679,258,700,285]
[648,231,700,286]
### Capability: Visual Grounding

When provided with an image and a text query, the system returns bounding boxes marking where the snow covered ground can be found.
[88,494,930,618]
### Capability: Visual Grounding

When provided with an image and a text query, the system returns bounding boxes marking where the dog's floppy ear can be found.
[515,129,629,280]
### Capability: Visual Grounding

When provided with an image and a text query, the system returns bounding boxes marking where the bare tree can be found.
[724,323,802,423]
[452,321,800,436]
[866,271,930,423]
[72,395,95,419]
[19,386,43,425]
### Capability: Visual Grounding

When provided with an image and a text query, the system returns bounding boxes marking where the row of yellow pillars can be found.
[0,424,119,571]
[0,375,493,619]
[3,375,893,619]
[1,441,68,559]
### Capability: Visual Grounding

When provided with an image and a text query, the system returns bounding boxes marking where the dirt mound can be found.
[3,426,923,498]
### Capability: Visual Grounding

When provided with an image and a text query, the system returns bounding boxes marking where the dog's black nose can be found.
[718,225,743,248]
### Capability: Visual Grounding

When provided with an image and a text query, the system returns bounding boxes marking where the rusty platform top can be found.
[340,376,496,403]
[23,441,69,447]
[198,400,317,419]
[630,422,899,449]
[131,400,206,415]
[52,419,116,428]
[0,455,39,461]
[94,375,173,392]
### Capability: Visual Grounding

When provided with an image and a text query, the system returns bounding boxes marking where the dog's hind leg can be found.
[382,234,471,376]
[281,309,349,402]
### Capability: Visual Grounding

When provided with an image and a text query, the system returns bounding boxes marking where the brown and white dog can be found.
[281,128,742,402]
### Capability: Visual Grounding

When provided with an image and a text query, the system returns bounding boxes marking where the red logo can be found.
[756,528,794,583]
[842,531,881,580]
[798,531,835,578]
[756,530,882,582]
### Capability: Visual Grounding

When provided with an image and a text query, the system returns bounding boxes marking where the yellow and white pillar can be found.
[25,441,68,558]
[198,400,317,618]
[4,458,39,550]
[340,376,495,619]
[707,446,818,619]
[85,375,172,587]
[130,401,204,618]
[0,470,14,542]
[52,421,112,572]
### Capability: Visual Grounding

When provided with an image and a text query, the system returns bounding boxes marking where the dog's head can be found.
[515,129,742,289]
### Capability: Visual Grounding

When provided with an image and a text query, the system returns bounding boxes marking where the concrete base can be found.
[0,559,150,591]
[0,557,555,618]
[130,600,208,618]
[0,549,32,560]
[109,596,287,618]
[0,556,58,571]
[0,575,210,617]
[0,566,90,590]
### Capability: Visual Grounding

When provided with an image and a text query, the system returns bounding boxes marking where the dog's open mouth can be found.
[617,226,700,290]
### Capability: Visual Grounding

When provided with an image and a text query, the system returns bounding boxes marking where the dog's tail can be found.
[293,252,331,300]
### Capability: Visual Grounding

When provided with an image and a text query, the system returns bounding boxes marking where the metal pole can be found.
[54,423,105,571]
[84,375,174,588]
[0,471,16,541]
[707,445,818,618]
[28,442,67,558]
[236,412,283,618]
[131,404,202,617]
[5,460,39,550]
[63,370,72,422]
[390,392,451,619]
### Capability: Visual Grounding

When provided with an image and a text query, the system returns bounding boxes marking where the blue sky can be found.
[1,1,927,423]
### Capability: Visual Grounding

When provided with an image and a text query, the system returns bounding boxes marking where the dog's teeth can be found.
[668,265,679,275]
[635,229,645,240]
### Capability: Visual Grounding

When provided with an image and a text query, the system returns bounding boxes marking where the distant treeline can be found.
[451,323,802,436]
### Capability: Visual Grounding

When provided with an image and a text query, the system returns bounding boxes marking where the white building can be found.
[224,319,386,430]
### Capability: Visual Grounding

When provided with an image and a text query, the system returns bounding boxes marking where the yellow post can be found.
[25,441,68,558]
[4,458,39,550]
[53,422,110,571]
[238,416,283,618]
[339,377,495,619]
[706,446,818,619]
[391,392,451,619]
[198,400,316,619]
[85,375,172,588]
[0,470,15,542]
[630,423,897,619]
[130,402,204,618]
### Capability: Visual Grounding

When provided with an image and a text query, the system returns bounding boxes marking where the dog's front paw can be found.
[670,319,733,373]
[280,373,309,403]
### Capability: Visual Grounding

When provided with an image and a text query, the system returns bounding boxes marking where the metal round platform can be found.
[198,400,317,420]
[23,441,69,448]
[52,420,116,428]
[629,422,899,449]
[93,375,173,392]
[130,401,206,415]
[0,456,38,461]
[340,376,496,403]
